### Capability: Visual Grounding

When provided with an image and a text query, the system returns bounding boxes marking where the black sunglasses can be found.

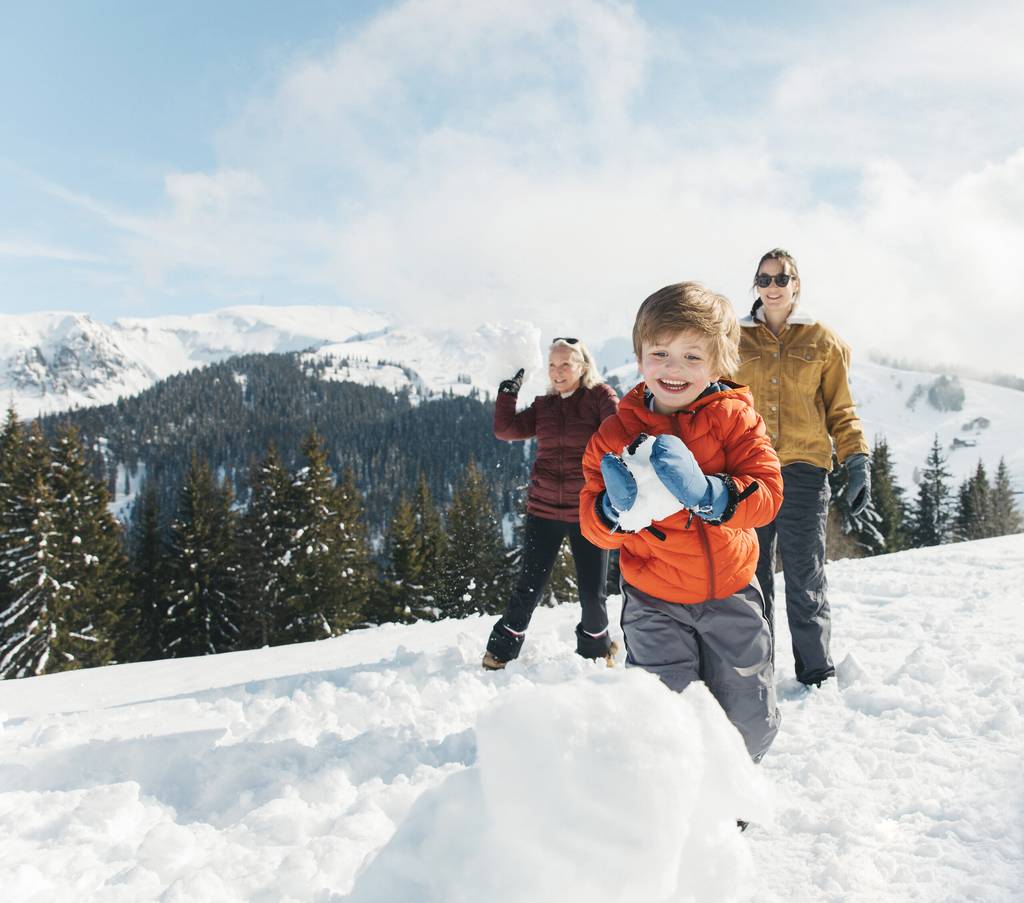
[755,273,794,288]
[552,336,579,344]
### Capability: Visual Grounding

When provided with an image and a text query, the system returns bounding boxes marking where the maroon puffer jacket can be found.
[495,383,619,522]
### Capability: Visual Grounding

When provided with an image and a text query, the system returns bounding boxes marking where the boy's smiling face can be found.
[639,330,716,414]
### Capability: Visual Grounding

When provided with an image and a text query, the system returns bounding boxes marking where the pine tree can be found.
[547,540,578,605]
[375,494,422,624]
[0,408,23,615]
[953,461,993,542]
[283,433,368,641]
[47,424,128,669]
[0,424,70,677]
[333,466,376,626]
[438,459,509,618]
[869,436,910,553]
[377,475,448,623]
[119,483,170,661]
[990,458,1023,536]
[237,445,297,647]
[164,457,241,657]
[413,473,447,615]
[911,436,954,548]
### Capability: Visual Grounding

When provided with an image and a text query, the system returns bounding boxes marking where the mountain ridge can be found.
[5,304,1022,493]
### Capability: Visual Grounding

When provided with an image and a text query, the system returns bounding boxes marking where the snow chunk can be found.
[347,669,772,902]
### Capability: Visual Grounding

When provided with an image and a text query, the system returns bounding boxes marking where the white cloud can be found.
[33,0,1024,374]
[0,238,106,264]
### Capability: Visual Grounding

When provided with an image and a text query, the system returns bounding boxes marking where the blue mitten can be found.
[649,434,728,519]
[600,453,637,523]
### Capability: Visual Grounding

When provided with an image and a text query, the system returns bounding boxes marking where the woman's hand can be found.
[844,453,871,516]
[498,368,525,395]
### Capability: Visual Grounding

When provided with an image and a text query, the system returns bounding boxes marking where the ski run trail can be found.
[1,535,1022,902]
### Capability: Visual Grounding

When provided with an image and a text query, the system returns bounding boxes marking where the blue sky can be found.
[2,0,1022,374]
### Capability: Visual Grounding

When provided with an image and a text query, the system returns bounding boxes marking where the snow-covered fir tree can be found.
[546,541,579,606]
[438,459,509,618]
[283,433,368,641]
[332,466,377,625]
[954,461,994,542]
[164,457,241,657]
[911,435,954,548]
[47,424,127,669]
[990,457,1022,536]
[119,483,170,661]
[237,444,298,647]
[0,424,72,677]
[376,474,447,623]
[869,436,910,553]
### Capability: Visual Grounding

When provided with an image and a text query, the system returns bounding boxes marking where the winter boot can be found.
[482,651,508,670]
[483,618,525,670]
[575,624,617,667]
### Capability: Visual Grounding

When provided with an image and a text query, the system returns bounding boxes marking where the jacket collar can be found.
[623,379,751,422]
[739,305,816,328]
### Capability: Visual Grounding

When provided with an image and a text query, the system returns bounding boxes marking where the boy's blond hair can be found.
[632,282,740,378]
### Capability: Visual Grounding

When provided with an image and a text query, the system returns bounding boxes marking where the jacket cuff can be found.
[702,474,759,525]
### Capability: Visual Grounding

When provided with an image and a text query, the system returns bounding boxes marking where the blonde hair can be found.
[750,247,800,317]
[548,338,603,393]
[632,282,740,378]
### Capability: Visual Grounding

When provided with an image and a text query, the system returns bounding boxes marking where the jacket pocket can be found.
[735,352,764,398]
[786,348,824,394]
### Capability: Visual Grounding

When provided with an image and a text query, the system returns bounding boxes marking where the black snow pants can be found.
[486,513,610,661]
[755,462,835,686]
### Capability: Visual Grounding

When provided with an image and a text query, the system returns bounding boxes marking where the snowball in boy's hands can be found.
[649,434,710,509]
[614,435,685,532]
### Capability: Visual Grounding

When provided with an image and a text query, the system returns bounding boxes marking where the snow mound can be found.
[347,670,772,903]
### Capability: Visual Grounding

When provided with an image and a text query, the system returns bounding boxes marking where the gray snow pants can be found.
[755,462,835,686]
[621,581,780,762]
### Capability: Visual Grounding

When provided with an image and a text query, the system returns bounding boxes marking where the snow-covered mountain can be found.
[1,534,1021,901]
[1,307,390,416]
[2,305,1021,491]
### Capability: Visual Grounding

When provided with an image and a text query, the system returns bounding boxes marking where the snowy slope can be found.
[1,535,1021,902]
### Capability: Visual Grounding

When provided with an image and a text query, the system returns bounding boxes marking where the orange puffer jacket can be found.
[580,381,783,604]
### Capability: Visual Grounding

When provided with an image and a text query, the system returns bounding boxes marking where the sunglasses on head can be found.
[755,273,794,288]
[552,336,579,344]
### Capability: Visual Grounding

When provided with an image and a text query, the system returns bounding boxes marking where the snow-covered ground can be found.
[1,535,1021,902]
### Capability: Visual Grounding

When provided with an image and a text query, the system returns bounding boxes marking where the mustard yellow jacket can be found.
[733,308,868,471]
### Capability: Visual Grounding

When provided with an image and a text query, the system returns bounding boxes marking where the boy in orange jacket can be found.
[580,282,783,760]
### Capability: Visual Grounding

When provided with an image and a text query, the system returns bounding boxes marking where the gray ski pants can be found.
[755,462,834,686]
[621,581,780,762]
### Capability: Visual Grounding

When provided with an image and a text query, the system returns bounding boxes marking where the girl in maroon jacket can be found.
[483,338,620,669]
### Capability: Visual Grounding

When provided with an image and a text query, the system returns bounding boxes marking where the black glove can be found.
[498,368,524,395]
[844,453,871,517]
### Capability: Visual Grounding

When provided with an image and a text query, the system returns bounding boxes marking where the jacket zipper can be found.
[674,408,715,600]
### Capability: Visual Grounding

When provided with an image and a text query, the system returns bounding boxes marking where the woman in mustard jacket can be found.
[734,248,870,688]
